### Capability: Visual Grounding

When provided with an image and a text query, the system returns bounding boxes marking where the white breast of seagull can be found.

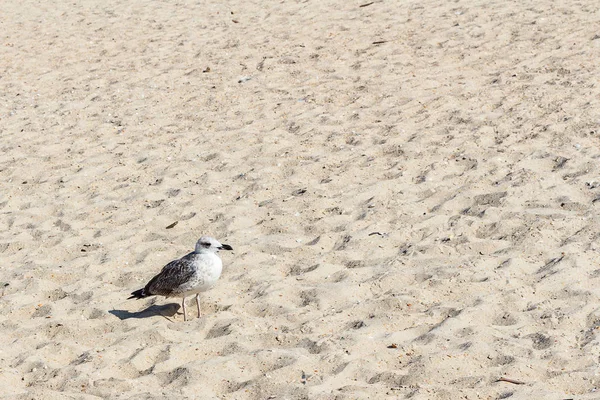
[177,252,223,296]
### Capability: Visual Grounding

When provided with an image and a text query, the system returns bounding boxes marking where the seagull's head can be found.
[195,236,233,254]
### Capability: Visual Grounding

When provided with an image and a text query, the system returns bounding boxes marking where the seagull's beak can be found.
[220,244,233,251]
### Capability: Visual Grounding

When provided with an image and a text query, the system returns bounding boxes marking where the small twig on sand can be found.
[359,2,374,7]
[166,221,178,229]
[496,377,525,385]
[369,232,386,237]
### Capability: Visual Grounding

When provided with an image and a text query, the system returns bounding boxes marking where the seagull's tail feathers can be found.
[128,288,148,300]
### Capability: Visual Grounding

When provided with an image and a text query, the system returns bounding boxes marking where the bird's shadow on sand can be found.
[109,303,181,320]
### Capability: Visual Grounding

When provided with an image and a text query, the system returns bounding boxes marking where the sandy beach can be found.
[2,0,600,398]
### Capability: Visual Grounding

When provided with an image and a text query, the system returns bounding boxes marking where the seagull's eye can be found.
[201,242,211,247]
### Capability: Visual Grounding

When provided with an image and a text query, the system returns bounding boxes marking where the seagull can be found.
[128,236,233,321]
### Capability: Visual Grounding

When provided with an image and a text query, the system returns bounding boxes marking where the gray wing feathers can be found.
[144,253,196,296]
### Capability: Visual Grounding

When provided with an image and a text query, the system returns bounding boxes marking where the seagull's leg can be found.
[182,296,187,321]
[196,293,201,318]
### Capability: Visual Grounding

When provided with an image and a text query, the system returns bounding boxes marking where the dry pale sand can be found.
[2,0,600,398]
